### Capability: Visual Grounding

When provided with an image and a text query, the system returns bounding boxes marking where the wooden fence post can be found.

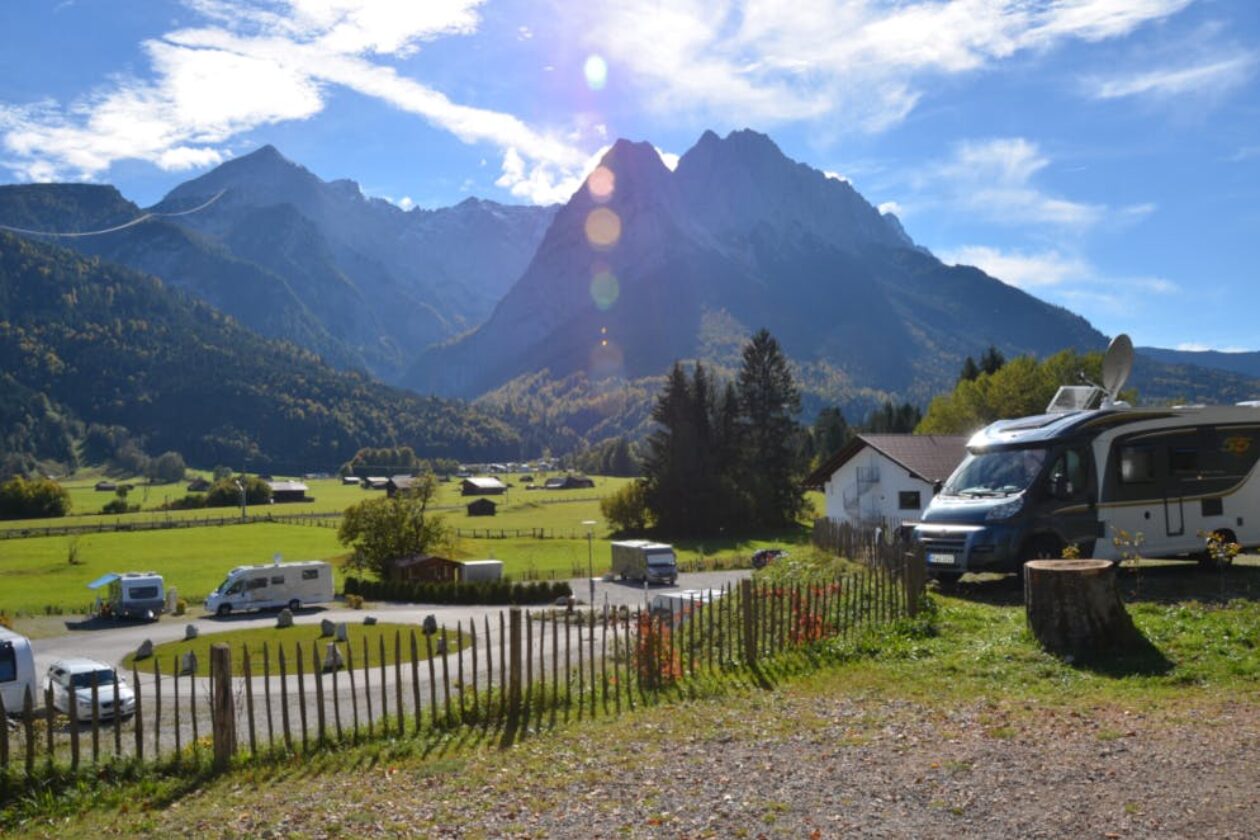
[43,685,54,770]
[210,643,235,771]
[24,687,35,777]
[0,691,8,780]
[90,671,100,765]
[69,678,80,772]
[588,611,597,717]
[347,640,359,741]
[243,644,257,757]
[278,646,291,752]
[148,662,158,760]
[484,615,494,721]
[576,612,585,715]
[524,612,533,713]
[600,608,609,713]
[552,612,560,710]
[508,608,522,721]
[499,612,507,719]
[331,643,342,743]
[565,611,572,715]
[470,620,479,721]
[362,636,373,737]
[409,631,422,734]
[741,579,756,666]
[263,642,274,750]
[441,625,452,726]
[296,645,307,751]
[312,643,327,744]
[393,631,403,737]
[133,664,145,761]
[173,655,182,759]
[425,631,438,729]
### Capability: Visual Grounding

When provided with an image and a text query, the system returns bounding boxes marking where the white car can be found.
[46,658,136,720]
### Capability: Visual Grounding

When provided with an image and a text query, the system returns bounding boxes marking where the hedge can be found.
[343,576,572,606]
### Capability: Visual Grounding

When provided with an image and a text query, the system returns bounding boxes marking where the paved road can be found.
[26,570,750,756]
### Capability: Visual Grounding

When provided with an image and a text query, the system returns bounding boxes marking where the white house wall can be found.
[822,449,938,528]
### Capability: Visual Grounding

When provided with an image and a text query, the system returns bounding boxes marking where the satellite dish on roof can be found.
[1101,333,1134,405]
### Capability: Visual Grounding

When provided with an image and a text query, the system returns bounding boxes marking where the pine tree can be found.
[958,356,981,382]
[811,406,849,466]
[736,329,805,529]
[642,363,699,535]
[980,345,1006,375]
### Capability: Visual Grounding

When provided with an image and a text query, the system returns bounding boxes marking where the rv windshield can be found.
[943,448,1048,497]
[646,553,675,567]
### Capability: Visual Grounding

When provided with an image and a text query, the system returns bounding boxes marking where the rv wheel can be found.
[217,604,231,617]
[288,599,301,612]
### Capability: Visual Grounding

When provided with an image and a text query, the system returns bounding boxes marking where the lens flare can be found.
[587,165,615,203]
[590,270,620,310]
[584,207,621,249]
[583,55,608,91]
[589,337,624,380]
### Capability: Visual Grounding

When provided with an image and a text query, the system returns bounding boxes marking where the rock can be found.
[277,608,294,628]
[335,622,349,642]
[323,642,344,671]
[320,618,336,637]
[363,615,378,626]
[180,651,198,676]
[422,615,438,635]
[135,639,154,660]
[184,624,199,641]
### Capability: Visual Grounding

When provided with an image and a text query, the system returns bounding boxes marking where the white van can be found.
[205,560,334,616]
[0,627,37,714]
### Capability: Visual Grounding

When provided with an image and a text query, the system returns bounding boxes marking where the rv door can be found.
[1042,445,1101,553]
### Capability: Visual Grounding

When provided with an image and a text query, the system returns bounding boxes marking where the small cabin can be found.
[461,476,507,496]
[341,475,361,486]
[186,477,211,492]
[266,480,310,503]
[466,498,497,517]
[386,475,416,498]
[543,474,596,491]
[389,554,461,583]
[94,481,117,492]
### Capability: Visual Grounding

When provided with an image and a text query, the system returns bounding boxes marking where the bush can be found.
[343,577,571,606]
[173,598,188,616]
[164,494,207,511]
[346,594,365,609]
[0,475,71,520]
[145,451,187,484]
[600,479,651,533]
[101,498,140,515]
[205,475,271,507]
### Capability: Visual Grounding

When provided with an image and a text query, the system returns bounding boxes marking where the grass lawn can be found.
[0,523,346,615]
[123,622,467,677]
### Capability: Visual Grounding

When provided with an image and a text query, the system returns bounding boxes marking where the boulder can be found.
[135,639,154,660]
[422,614,438,635]
[334,622,349,642]
[363,615,378,626]
[323,642,344,671]
[184,624,199,641]
[276,608,294,628]
[179,651,198,676]
[320,618,336,637]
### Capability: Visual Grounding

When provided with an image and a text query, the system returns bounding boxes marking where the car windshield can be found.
[943,449,1048,497]
[71,668,117,689]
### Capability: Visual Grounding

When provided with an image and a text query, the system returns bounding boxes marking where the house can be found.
[386,475,415,498]
[466,498,497,517]
[363,476,390,490]
[186,477,211,492]
[266,480,311,503]
[461,476,507,496]
[388,554,461,583]
[341,475,362,486]
[803,434,968,528]
[94,481,117,492]
[543,474,596,490]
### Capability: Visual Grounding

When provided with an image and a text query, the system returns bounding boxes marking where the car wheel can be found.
[288,599,301,612]
[217,603,231,617]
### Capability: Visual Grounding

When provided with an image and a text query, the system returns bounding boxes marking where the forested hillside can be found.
[0,232,520,471]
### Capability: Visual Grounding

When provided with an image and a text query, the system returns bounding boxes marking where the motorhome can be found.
[915,335,1260,579]
[649,589,724,623]
[205,559,334,616]
[611,540,678,585]
[0,627,36,713]
[87,571,165,620]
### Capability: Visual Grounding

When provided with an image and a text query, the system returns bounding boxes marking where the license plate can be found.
[927,553,956,566]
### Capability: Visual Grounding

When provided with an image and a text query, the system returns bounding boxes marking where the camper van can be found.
[611,540,678,585]
[914,335,1260,579]
[87,572,165,620]
[0,627,36,713]
[205,559,334,616]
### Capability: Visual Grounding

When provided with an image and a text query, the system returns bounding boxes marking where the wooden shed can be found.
[461,476,507,496]
[389,554,461,583]
[466,498,497,517]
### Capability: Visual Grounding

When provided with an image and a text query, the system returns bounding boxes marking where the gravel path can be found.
[41,687,1260,838]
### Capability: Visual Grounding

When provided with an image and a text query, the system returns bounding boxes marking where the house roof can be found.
[392,554,456,569]
[803,434,969,489]
[267,480,308,493]
[462,476,507,490]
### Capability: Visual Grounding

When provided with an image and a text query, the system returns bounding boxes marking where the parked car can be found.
[752,548,789,569]
[46,658,136,720]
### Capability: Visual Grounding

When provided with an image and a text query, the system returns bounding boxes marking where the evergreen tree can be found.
[860,400,922,434]
[811,406,849,466]
[958,356,981,382]
[642,363,700,535]
[736,329,805,529]
[980,345,1006,375]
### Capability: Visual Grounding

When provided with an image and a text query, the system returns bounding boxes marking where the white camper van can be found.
[916,335,1260,579]
[205,559,333,616]
[0,627,37,713]
[87,571,165,620]
[611,540,678,585]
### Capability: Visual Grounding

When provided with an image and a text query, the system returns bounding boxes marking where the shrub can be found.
[346,594,365,610]
[164,494,207,511]
[343,577,571,606]
[600,479,650,533]
[205,475,272,507]
[101,498,139,515]
[0,475,71,520]
[145,451,187,484]
[173,598,188,617]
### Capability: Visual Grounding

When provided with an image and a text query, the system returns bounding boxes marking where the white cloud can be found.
[1085,52,1256,100]
[654,147,680,171]
[877,200,902,216]
[823,170,849,183]
[938,245,1090,289]
[0,0,592,204]
[933,138,1103,227]
[1176,342,1252,353]
[578,0,1192,132]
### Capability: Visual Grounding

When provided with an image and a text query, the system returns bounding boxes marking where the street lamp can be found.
[234,478,246,522]
[582,519,597,606]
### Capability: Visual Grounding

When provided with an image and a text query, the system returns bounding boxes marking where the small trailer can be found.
[459,559,504,583]
[205,558,334,616]
[0,627,36,714]
[87,571,166,620]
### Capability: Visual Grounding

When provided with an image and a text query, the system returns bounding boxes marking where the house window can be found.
[302,569,320,580]
[898,491,921,510]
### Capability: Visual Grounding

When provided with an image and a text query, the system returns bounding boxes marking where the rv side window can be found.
[1169,448,1199,475]
[0,643,16,682]
[246,578,268,591]
[128,586,159,599]
[271,575,285,585]
[302,569,320,580]
[1119,446,1155,484]
[226,581,244,595]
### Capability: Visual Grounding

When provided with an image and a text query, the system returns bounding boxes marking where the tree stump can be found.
[1023,559,1137,659]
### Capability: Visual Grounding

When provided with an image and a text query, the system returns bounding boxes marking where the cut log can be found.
[1023,559,1138,659]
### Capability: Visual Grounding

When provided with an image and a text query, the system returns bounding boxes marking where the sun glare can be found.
[587,165,615,202]
[584,207,621,249]
[583,54,608,91]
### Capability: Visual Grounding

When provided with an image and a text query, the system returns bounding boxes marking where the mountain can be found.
[154,146,556,379]
[409,130,1107,403]
[0,147,556,382]
[1137,346,1260,381]
[0,231,520,470]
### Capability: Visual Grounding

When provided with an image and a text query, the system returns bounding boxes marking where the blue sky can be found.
[1,0,1257,352]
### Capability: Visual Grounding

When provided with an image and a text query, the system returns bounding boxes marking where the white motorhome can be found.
[611,540,678,585]
[649,588,724,623]
[915,335,1260,579]
[0,627,36,713]
[205,559,334,616]
[87,571,165,620]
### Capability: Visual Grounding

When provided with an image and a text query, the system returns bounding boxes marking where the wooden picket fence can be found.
[0,547,925,797]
